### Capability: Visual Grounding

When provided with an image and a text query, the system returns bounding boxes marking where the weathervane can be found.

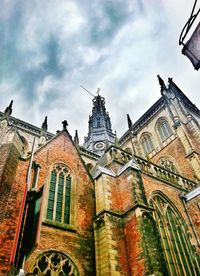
[80,85,101,97]
[80,85,95,98]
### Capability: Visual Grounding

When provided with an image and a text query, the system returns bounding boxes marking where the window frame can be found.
[150,192,199,275]
[45,163,76,227]
[31,250,79,275]
[157,157,179,174]
[141,133,155,155]
[157,119,173,142]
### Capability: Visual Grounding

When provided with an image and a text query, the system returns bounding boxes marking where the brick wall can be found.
[151,137,196,180]
[19,132,96,275]
[0,143,22,275]
[187,195,200,251]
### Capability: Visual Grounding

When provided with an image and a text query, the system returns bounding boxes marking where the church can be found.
[0,76,200,275]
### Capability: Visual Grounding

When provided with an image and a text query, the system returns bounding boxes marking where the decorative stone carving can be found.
[158,158,178,174]
[95,216,105,229]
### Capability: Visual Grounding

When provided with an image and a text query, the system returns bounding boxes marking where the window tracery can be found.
[47,164,71,224]
[157,119,172,141]
[150,193,200,275]
[32,251,79,275]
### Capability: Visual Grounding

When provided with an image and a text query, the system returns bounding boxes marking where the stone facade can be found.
[0,76,200,275]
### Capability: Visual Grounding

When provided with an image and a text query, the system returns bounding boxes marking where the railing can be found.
[107,146,197,191]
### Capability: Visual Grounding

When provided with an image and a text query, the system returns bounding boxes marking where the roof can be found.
[169,81,200,116]
[0,111,54,139]
[119,97,165,145]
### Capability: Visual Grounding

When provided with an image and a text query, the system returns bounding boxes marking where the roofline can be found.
[0,111,54,138]
[169,81,200,116]
[79,145,100,160]
[119,96,165,144]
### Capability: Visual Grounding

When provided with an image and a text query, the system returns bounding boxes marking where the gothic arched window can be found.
[47,164,71,224]
[157,119,172,142]
[32,251,79,275]
[141,133,154,155]
[150,193,200,275]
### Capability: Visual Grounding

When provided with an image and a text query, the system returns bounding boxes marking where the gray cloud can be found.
[0,0,199,142]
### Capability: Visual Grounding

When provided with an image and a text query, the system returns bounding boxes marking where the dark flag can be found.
[16,185,45,268]
[22,186,44,255]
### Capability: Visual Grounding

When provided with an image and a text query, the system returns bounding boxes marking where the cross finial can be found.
[168,77,173,83]
[97,88,100,96]
[62,120,68,131]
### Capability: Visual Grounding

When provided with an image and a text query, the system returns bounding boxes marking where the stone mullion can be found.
[61,174,66,224]
[159,123,165,141]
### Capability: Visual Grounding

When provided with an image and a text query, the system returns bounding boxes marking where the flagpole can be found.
[26,137,36,191]
[10,137,36,272]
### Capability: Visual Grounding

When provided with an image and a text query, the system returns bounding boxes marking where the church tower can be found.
[83,91,116,155]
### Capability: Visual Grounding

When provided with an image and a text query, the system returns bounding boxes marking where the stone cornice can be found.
[96,145,198,192]
[94,204,155,221]
[0,112,54,139]
[79,146,100,160]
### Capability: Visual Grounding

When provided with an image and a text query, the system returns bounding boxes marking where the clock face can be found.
[94,141,105,150]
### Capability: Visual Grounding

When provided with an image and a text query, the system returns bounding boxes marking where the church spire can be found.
[83,91,116,155]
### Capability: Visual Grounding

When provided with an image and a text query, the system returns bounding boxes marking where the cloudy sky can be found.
[0,0,200,143]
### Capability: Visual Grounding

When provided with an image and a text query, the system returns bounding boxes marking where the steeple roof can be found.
[83,92,116,155]
[89,94,112,132]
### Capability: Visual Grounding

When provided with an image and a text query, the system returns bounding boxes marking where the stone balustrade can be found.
[107,146,197,191]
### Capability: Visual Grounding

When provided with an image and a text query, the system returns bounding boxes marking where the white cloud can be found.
[0,0,200,143]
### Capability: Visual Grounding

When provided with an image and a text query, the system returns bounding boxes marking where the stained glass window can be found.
[47,164,71,224]
[150,193,200,275]
[32,251,79,275]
